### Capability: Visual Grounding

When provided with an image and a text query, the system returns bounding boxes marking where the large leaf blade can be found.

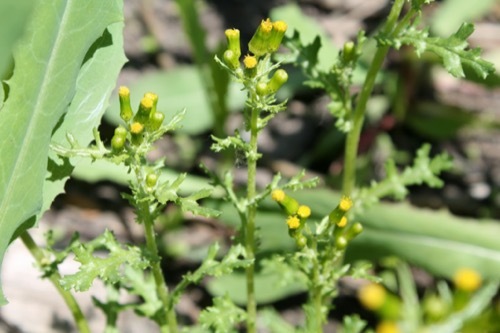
[0,0,123,305]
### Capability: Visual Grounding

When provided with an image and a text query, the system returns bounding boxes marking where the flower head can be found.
[286,216,300,229]
[297,205,311,219]
[337,216,347,227]
[340,196,353,211]
[453,268,482,292]
[271,189,285,202]
[358,283,386,310]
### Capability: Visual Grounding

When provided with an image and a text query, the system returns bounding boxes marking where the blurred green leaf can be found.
[0,0,123,305]
[105,67,246,135]
[406,102,475,140]
[207,271,305,305]
[431,0,497,37]
[72,159,224,197]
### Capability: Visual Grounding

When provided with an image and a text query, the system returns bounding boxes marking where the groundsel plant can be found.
[48,89,251,333]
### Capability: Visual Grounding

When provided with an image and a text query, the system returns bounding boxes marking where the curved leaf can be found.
[0,0,123,305]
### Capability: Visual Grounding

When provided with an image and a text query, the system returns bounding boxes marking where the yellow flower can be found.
[243,55,257,69]
[339,196,353,211]
[337,216,347,227]
[130,122,144,134]
[358,283,386,310]
[376,321,400,333]
[286,216,300,229]
[271,189,285,203]
[118,86,130,97]
[297,205,311,219]
[453,268,482,292]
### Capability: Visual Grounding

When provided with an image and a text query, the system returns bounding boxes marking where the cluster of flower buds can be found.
[271,189,311,248]
[328,196,362,249]
[222,19,289,95]
[111,86,165,151]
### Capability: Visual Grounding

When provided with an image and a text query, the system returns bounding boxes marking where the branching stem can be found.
[20,231,90,333]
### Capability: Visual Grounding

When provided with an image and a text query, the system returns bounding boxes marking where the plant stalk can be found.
[310,240,324,333]
[342,0,406,196]
[20,231,90,333]
[245,107,260,333]
[142,203,178,333]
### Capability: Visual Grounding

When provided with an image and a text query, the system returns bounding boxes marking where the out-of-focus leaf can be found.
[207,271,305,305]
[406,102,474,140]
[105,67,246,135]
[431,0,497,37]
[72,159,224,197]
[0,0,123,305]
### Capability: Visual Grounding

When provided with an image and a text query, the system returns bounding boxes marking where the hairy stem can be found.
[244,107,260,333]
[342,0,406,196]
[20,231,90,333]
[142,203,178,333]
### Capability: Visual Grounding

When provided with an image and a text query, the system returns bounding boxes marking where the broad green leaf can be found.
[72,159,224,197]
[207,272,305,305]
[431,0,497,37]
[105,67,246,135]
[44,22,127,213]
[0,0,35,78]
[0,0,123,305]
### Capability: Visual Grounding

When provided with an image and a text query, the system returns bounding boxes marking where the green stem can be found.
[142,203,178,333]
[245,107,259,333]
[342,0,406,196]
[20,231,90,333]
[310,240,323,333]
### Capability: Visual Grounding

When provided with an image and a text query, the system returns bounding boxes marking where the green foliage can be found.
[2,0,499,331]
[384,22,494,79]
[0,0,34,78]
[0,0,124,305]
[60,230,148,292]
[199,294,247,333]
[357,144,453,207]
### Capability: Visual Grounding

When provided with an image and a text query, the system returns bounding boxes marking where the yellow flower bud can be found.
[134,96,154,125]
[118,86,133,122]
[268,20,287,53]
[286,216,300,229]
[225,28,241,59]
[337,216,347,227]
[271,189,285,202]
[453,268,482,292]
[130,122,144,134]
[358,283,386,310]
[297,205,311,219]
[376,321,400,333]
[339,196,353,211]
[248,18,273,57]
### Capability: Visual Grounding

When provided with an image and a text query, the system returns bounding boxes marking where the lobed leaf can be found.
[389,22,495,79]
